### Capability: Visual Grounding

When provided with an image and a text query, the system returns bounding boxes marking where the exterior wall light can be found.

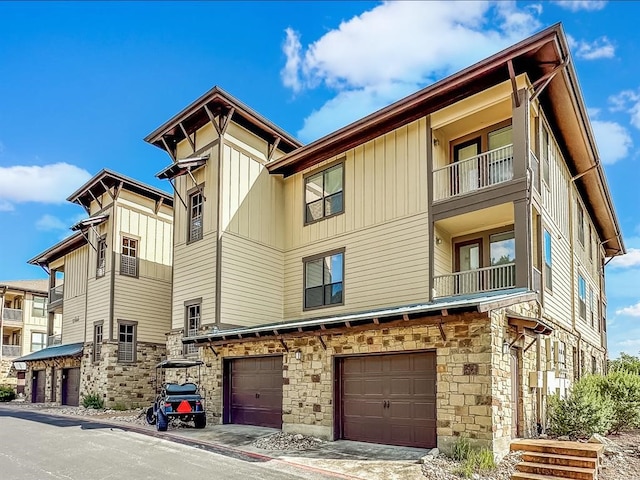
[502,340,510,355]
[295,350,302,361]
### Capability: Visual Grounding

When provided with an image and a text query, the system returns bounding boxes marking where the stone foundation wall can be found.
[82,341,166,409]
[198,312,497,453]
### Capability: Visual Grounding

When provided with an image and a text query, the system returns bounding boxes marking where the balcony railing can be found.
[1,345,21,357]
[2,308,23,324]
[433,144,514,201]
[529,150,540,193]
[48,334,62,346]
[433,263,516,298]
[49,284,64,304]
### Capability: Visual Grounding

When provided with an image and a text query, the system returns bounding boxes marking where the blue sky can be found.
[0,1,638,357]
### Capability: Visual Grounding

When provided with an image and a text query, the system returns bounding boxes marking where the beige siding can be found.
[113,274,171,344]
[284,214,430,320]
[171,235,216,330]
[433,226,453,278]
[220,233,284,326]
[63,246,88,299]
[85,276,110,338]
[61,295,86,344]
[284,118,428,251]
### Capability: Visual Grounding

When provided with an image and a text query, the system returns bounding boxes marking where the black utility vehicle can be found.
[145,359,206,431]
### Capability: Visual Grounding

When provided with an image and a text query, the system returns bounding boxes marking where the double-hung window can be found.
[94,323,103,362]
[118,321,136,363]
[543,229,553,291]
[305,163,344,224]
[577,203,585,246]
[578,275,587,320]
[32,296,46,318]
[31,332,46,352]
[96,236,107,277]
[184,301,201,355]
[304,250,344,309]
[189,190,204,242]
[120,237,138,277]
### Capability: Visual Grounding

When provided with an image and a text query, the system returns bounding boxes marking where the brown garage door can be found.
[338,351,436,448]
[225,356,283,429]
[62,368,80,406]
[32,370,46,403]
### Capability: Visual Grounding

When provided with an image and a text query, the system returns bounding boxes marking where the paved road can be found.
[0,407,343,480]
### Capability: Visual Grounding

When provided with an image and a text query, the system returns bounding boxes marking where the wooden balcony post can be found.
[512,88,530,180]
[514,198,532,289]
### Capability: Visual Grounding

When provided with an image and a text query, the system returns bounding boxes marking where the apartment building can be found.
[0,280,62,394]
[145,24,623,456]
[17,170,173,408]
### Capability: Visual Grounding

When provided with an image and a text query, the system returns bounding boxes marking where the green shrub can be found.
[609,353,640,375]
[599,370,640,433]
[452,446,496,478]
[547,375,614,437]
[451,435,472,461]
[82,392,104,409]
[0,385,16,402]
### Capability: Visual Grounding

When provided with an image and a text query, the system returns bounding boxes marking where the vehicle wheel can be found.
[156,410,168,432]
[194,414,206,429]
[145,407,156,426]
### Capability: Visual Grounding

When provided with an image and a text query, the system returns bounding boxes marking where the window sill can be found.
[304,210,344,227]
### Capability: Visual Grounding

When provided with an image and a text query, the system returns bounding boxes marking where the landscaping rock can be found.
[252,432,323,451]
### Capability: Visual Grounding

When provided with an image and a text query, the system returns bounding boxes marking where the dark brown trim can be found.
[449,119,512,159]
[454,238,484,272]
[186,183,205,246]
[302,248,346,312]
[116,319,138,363]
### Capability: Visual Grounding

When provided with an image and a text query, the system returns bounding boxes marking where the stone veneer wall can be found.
[23,356,81,403]
[82,341,166,408]
[0,359,17,388]
[196,312,501,454]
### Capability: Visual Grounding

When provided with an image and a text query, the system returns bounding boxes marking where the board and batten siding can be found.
[61,295,86,344]
[85,277,111,339]
[63,245,89,300]
[220,233,283,326]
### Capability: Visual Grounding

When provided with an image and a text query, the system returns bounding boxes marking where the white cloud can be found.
[35,214,68,232]
[282,1,541,141]
[567,35,615,60]
[590,120,632,164]
[0,200,14,212]
[553,1,607,11]
[609,90,640,130]
[616,302,640,317]
[0,163,91,209]
[608,248,640,269]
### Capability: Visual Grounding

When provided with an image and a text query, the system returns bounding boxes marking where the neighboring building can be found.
[144,24,623,457]
[17,170,173,408]
[0,280,62,394]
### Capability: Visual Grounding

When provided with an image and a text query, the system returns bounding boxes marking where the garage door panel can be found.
[340,352,437,449]
[228,356,283,429]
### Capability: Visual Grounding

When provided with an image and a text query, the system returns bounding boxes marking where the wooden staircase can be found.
[510,439,604,480]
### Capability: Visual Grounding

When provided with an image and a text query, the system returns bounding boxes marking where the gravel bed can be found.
[421,451,521,480]
[252,432,324,451]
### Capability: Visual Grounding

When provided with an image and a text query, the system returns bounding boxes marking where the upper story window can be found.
[189,190,203,243]
[117,321,136,363]
[184,301,201,355]
[577,203,585,246]
[96,236,107,277]
[578,274,587,319]
[93,323,103,362]
[541,126,550,185]
[304,250,344,309]
[557,341,566,369]
[120,237,138,277]
[305,163,344,224]
[32,296,46,318]
[590,287,595,329]
[543,229,553,291]
[31,332,46,352]
[588,226,593,261]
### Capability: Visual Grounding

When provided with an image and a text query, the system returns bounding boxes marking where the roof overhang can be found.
[67,169,173,212]
[506,310,554,336]
[266,23,623,257]
[70,214,109,232]
[144,86,302,158]
[184,289,537,346]
[14,343,84,363]
[27,231,87,267]
[156,156,208,181]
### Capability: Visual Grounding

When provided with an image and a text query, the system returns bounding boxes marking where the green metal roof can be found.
[14,343,84,362]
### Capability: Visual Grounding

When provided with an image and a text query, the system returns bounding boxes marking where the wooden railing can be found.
[433,144,514,201]
[433,263,516,298]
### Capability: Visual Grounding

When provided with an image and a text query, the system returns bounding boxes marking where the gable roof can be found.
[67,169,173,211]
[27,231,87,267]
[0,279,48,295]
[266,24,623,257]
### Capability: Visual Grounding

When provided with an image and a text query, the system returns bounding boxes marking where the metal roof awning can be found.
[14,343,84,363]
[506,310,554,336]
[184,288,536,346]
[70,214,109,231]
[156,157,209,181]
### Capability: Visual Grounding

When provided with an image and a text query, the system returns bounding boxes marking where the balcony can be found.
[433,144,514,202]
[2,308,23,326]
[433,263,516,298]
[1,345,21,358]
[49,284,64,310]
